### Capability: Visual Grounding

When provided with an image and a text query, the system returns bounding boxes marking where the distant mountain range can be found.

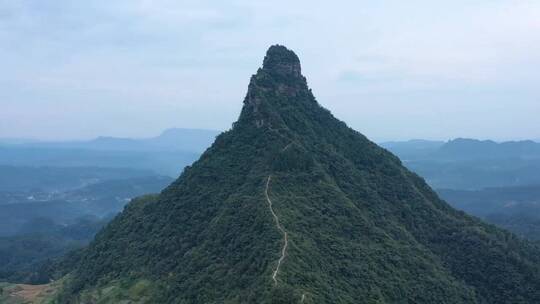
[0,129,220,177]
[383,139,540,241]
[380,139,445,160]
[434,138,540,160]
[439,185,540,241]
[382,138,540,190]
[4,128,220,153]
[382,138,540,161]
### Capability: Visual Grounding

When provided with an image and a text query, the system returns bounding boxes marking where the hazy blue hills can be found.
[440,185,540,217]
[382,138,540,162]
[0,166,154,193]
[409,158,540,189]
[0,147,197,177]
[0,130,210,287]
[17,128,219,153]
[0,128,219,177]
[433,138,540,160]
[439,185,540,241]
[380,139,445,160]
[382,140,540,241]
[0,138,40,145]
[383,138,540,190]
[0,174,173,237]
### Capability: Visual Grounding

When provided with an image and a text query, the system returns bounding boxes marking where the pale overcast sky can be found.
[1,0,539,141]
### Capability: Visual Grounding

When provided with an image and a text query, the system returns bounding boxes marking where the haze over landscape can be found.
[1,1,540,304]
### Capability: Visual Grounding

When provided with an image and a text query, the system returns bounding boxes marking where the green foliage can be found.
[0,217,109,284]
[60,45,540,303]
[61,279,158,304]
[439,186,540,241]
[268,286,300,304]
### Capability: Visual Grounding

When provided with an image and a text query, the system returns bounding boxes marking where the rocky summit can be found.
[57,45,540,304]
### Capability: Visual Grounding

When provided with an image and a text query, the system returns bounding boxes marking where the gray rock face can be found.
[262,45,302,78]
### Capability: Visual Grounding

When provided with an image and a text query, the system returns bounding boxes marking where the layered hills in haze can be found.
[383,138,540,162]
[58,46,540,303]
[13,128,219,153]
[383,139,540,190]
[383,139,540,240]
[0,128,219,177]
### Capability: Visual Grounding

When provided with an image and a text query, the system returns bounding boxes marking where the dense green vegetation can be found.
[0,174,173,287]
[59,45,540,303]
[439,185,540,240]
[0,217,108,284]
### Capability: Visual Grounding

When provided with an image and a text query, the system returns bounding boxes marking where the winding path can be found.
[265,175,289,285]
[265,175,307,303]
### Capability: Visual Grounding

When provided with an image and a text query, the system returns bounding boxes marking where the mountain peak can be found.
[241,45,309,129]
[262,45,301,78]
[64,45,540,304]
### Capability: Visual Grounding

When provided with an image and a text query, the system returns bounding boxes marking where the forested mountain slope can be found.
[59,46,540,304]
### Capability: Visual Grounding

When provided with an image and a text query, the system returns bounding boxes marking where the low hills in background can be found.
[0,129,219,286]
[0,128,219,153]
[0,128,219,177]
